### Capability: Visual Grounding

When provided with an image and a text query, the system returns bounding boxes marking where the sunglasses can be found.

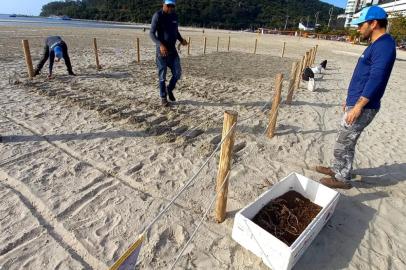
[166,4,175,8]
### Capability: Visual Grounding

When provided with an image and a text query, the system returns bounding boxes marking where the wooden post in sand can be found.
[22,40,34,79]
[313,45,319,65]
[136,37,140,63]
[286,61,299,105]
[187,37,191,55]
[227,36,231,52]
[254,38,258,54]
[216,36,220,52]
[93,38,101,70]
[281,42,286,58]
[295,56,305,90]
[303,51,310,71]
[215,110,238,223]
[203,37,207,54]
[266,74,284,138]
[308,48,314,67]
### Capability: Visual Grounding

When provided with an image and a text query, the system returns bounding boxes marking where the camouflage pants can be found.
[331,107,378,181]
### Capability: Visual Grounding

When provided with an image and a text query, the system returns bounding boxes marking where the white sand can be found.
[1,25,406,270]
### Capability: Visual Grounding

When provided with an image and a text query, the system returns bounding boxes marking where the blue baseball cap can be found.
[164,0,176,5]
[351,6,388,25]
[54,46,63,59]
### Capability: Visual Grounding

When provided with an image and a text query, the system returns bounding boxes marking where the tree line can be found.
[40,0,344,30]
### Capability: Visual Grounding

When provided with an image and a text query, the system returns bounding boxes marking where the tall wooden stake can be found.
[254,38,258,54]
[313,45,319,65]
[216,36,220,52]
[22,40,34,79]
[281,42,286,58]
[136,37,140,63]
[295,56,305,90]
[266,74,284,138]
[286,62,299,104]
[215,110,238,223]
[187,37,191,55]
[303,51,310,71]
[227,36,231,52]
[308,48,314,66]
[93,38,101,70]
[203,37,207,54]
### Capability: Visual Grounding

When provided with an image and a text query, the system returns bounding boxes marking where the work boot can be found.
[161,98,170,107]
[68,71,76,76]
[315,165,335,177]
[320,177,352,189]
[168,91,176,102]
[33,68,40,77]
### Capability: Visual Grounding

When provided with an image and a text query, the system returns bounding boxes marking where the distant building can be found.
[345,0,406,27]
[298,23,315,31]
[344,0,362,27]
[379,0,406,16]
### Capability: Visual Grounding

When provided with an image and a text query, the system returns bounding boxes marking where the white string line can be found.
[141,122,237,235]
[169,170,231,270]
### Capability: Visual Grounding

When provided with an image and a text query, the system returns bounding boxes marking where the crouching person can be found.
[34,36,76,78]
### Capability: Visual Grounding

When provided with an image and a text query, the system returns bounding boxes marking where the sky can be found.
[0,0,348,16]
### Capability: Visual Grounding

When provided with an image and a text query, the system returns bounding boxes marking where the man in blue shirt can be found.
[316,6,396,189]
[150,0,188,107]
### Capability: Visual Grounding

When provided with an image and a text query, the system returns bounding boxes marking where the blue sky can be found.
[0,0,347,16]
[321,0,347,8]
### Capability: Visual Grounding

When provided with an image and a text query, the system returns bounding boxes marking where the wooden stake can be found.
[281,42,286,58]
[254,38,258,54]
[308,48,314,66]
[312,47,316,65]
[286,62,299,104]
[216,36,220,52]
[203,37,207,54]
[187,37,191,55]
[313,45,319,65]
[22,39,34,79]
[215,110,238,223]
[93,38,101,70]
[303,51,310,71]
[266,74,284,138]
[227,36,231,52]
[295,56,305,90]
[136,37,140,63]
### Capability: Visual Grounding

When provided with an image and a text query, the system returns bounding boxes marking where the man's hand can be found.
[345,106,362,125]
[160,44,168,57]
[181,38,188,46]
[345,96,369,125]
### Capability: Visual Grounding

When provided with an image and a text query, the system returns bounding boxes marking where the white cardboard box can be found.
[232,172,339,270]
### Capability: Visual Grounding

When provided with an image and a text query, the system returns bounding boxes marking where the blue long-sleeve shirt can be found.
[346,34,396,110]
[149,10,183,54]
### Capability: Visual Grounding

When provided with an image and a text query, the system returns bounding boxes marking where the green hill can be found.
[40,0,344,30]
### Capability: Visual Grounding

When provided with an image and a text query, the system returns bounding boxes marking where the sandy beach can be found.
[1,24,406,270]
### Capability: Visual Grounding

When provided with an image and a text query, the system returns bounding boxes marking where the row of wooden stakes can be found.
[214,44,318,223]
[22,36,299,78]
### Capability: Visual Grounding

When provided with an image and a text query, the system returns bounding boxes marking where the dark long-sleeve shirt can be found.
[149,10,184,54]
[346,34,396,109]
[36,36,73,74]
[46,36,64,73]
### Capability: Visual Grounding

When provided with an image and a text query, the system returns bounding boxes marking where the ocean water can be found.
[0,14,149,30]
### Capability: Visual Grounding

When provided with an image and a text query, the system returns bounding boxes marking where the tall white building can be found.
[344,0,406,27]
[344,0,362,27]
[379,0,406,16]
